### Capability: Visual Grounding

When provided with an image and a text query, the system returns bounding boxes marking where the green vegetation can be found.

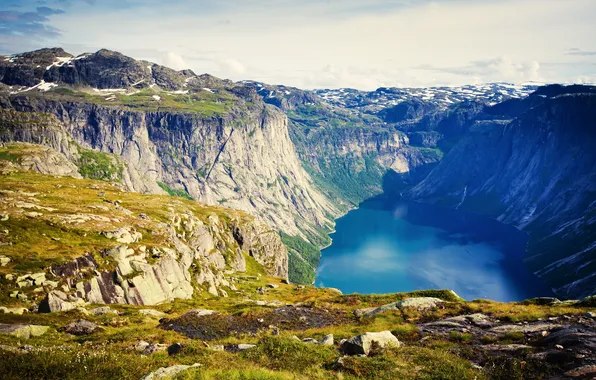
[77,148,124,182]
[287,104,382,130]
[43,87,239,117]
[280,232,321,284]
[157,181,194,200]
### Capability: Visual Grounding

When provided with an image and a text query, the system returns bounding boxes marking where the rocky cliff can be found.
[0,158,288,306]
[0,48,340,284]
[408,86,596,299]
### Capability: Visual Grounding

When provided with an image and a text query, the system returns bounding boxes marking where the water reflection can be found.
[315,198,554,302]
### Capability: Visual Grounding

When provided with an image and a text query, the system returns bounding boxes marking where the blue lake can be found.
[315,197,554,302]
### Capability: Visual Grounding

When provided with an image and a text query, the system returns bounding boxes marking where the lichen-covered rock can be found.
[0,323,49,339]
[62,319,101,336]
[141,363,201,380]
[341,331,401,355]
[38,290,77,313]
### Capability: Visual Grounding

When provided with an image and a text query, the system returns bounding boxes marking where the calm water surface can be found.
[315,197,554,302]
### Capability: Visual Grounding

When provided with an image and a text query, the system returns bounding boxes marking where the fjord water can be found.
[316,197,554,302]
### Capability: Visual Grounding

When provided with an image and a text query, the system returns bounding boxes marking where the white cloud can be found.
[162,52,188,70]
[35,0,596,88]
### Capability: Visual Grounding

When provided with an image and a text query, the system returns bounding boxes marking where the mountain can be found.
[0,48,339,284]
[408,85,596,299]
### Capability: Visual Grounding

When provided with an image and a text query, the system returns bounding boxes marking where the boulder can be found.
[355,297,445,318]
[89,306,120,316]
[565,365,596,378]
[0,323,49,339]
[318,334,334,346]
[38,290,76,313]
[141,364,201,380]
[0,255,10,267]
[341,331,401,355]
[585,311,596,319]
[167,343,183,356]
[224,344,256,352]
[102,227,142,244]
[0,307,28,315]
[62,319,101,336]
[184,309,217,317]
[139,309,167,318]
[266,283,279,289]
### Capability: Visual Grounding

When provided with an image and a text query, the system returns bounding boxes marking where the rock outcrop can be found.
[408,86,596,299]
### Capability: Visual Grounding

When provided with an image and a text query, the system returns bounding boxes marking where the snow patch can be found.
[202,88,214,93]
[152,95,161,101]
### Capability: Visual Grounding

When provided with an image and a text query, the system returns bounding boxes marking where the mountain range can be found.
[0,47,595,301]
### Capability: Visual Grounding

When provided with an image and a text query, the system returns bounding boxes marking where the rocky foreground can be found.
[1,283,595,380]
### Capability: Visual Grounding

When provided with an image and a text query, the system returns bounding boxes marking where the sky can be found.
[1,0,595,90]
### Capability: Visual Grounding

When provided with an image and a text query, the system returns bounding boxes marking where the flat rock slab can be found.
[0,323,49,339]
[489,323,562,334]
[139,309,167,318]
[482,344,533,353]
[141,363,201,380]
[565,365,596,378]
[356,297,445,318]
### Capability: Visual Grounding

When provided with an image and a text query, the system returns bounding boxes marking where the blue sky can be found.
[1,0,595,89]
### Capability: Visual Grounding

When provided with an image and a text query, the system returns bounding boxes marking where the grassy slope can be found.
[0,153,594,380]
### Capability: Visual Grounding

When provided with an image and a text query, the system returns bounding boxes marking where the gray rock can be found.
[482,344,533,353]
[38,290,76,313]
[185,309,217,317]
[134,340,150,352]
[356,297,445,318]
[0,255,10,267]
[318,334,334,346]
[62,319,101,336]
[139,309,167,318]
[341,331,401,355]
[141,363,201,380]
[167,343,183,356]
[143,343,168,355]
[0,323,49,339]
[88,306,120,316]
[585,311,595,319]
[302,338,318,344]
[489,323,562,335]
[224,344,256,352]
[564,365,596,378]
[266,283,279,289]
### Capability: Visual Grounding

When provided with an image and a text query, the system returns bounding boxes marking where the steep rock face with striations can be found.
[0,162,288,306]
[0,48,338,249]
[407,85,596,299]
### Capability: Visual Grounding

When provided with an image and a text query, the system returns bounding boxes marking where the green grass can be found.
[77,149,124,182]
[157,181,194,200]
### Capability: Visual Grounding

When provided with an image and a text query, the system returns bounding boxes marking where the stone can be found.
[564,365,596,377]
[302,338,318,344]
[209,345,225,351]
[144,343,168,355]
[62,320,101,336]
[0,324,49,339]
[524,297,561,306]
[266,283,279,289]
[489,323,561,335]
[224,344,257,352]
[318,334,334,346]
[89,306,120,316]
[139,309,167,318]
[482,344,533,353]
[134,340,150,352]
[42,280,59,289]
[102,227,142,244]
[185,309,217,317]
[356,297,445,318]
[0,255,10,267]
[585,311,595,319]
[341,331,401,356]
[0,307,28,315]
[0,214,9,221]
[168,343,183,356]
[141,364,201,380]
[38,290,76,313]
[5,274,14,281]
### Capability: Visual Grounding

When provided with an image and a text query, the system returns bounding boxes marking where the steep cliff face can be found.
[0,90,337,247]
[0,163,288,306]
[408,87,596,299]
